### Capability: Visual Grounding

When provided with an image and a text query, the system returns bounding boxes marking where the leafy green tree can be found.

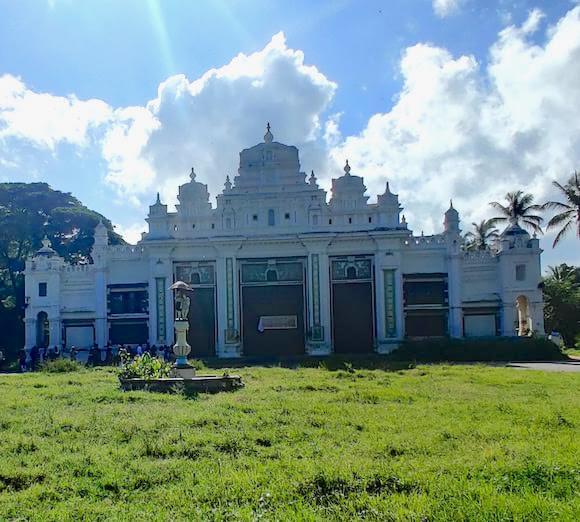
[0,183,124,354]
[542,264,580,347]
[542,172,580,247]
[464,220,499,251]
[489,190,544,234]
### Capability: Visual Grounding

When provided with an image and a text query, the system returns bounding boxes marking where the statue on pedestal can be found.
[169,281,195,376]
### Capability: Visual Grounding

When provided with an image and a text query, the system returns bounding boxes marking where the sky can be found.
[0,0,579,269]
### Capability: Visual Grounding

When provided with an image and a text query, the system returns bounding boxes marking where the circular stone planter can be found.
[119,375,244,394]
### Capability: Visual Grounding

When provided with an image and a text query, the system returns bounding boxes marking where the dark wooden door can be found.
[332,282,374,353]
[242,285,305,356]
[186,288,216,357]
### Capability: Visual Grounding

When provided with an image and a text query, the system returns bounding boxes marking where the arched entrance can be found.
[36,311,50,347]
[515,295,531,336]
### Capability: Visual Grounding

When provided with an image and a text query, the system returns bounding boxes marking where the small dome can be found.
[445,200,459,218]
[500,223,530,238]
[36,236,57,257]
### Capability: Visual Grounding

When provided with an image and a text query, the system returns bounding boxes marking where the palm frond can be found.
[547,210,574,229]
[542,201,572,212]
[552,220,574,247]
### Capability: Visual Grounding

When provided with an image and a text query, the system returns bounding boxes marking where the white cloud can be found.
[113,222,147,245]
[330,7,580,264]
[103,32,337,208]
[433,0,465,18]
[0,13,579,266]
[0,74,111,150]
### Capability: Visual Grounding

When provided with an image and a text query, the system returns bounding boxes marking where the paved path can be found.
[506,361,580,372]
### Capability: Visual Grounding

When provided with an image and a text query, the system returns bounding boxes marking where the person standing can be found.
[19,348,27,372]
[30,345,39,371]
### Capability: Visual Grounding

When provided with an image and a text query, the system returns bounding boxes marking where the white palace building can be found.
[24,125,545,357]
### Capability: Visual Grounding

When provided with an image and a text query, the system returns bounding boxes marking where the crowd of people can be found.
[17,342,175,372]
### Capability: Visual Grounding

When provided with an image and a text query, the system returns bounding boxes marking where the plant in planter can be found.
[118,353,172,380]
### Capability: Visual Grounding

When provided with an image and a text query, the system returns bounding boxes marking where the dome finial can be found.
[264,122,273,143]
[344,159,351,175]
[190,167,196,181]
[309,170,317,186]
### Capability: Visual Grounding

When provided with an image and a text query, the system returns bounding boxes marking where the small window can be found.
[226,218,232,229]
[252,214,258,222]
[348,217,353,224]
[284,213,290,220]
[38,282,47,297]
[173,225,178,232]
[515,264,526,281]
[368,216,372,223]
[268,209,275,226]
[312,215,319,225]
[211,223,215,229]
[192,224,196,229]
[328,219,333,225]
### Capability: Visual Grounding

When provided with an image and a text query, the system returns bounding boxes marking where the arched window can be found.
[346,266,357,279]
[268,209,275,226]
[36,311,49,348]
[266,269,278,282]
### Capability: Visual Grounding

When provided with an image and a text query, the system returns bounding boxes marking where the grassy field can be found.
[0,364,578,521]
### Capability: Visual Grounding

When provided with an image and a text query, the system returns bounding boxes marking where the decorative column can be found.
[214,250,242,358]
[94,268,107,348]
[447,250,463,338]
[306,252,331,355]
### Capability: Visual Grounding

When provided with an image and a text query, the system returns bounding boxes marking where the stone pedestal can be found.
[172,319,196,378]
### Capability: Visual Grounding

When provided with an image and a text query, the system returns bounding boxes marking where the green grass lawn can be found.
[0,364,578,521]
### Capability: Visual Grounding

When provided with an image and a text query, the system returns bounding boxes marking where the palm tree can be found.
[546,264,578,285]
[489,191,543,234]
[464,220,499,251]
[542,172,580,247]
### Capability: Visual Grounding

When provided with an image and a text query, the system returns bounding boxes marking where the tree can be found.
[0,183,125,354]
[489,191,544,234]
[542,172,580,247]
[464,220,499,251]
[542,264,580,348]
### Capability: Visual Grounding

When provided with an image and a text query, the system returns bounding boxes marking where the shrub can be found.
[41,358,83,373]
[388,337,566,362]
[118,353,172,380]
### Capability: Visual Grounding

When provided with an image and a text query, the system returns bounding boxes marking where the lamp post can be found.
[169,281,195,377]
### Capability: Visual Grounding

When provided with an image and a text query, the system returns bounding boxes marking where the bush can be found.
[118,353,172,380]
[388,337,566,362]
[41,358,83,373]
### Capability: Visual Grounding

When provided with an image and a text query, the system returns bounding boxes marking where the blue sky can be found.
[0,0,579,267]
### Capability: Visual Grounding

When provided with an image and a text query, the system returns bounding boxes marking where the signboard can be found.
[257,315,298,332]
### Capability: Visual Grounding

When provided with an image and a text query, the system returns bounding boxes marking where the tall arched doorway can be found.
[515,296,531,336]
[36,311,50,347]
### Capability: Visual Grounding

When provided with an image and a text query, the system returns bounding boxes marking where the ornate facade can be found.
[24,125,545,357]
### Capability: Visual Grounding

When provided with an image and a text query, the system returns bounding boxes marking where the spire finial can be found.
[190,167,196,181]
[264,122,273,143]
[344,159,351,175]
[155,192,161,204]
[224,175,232,191]
[309,170,317,186]
[449,199,453,209]
[42,235,51,249]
